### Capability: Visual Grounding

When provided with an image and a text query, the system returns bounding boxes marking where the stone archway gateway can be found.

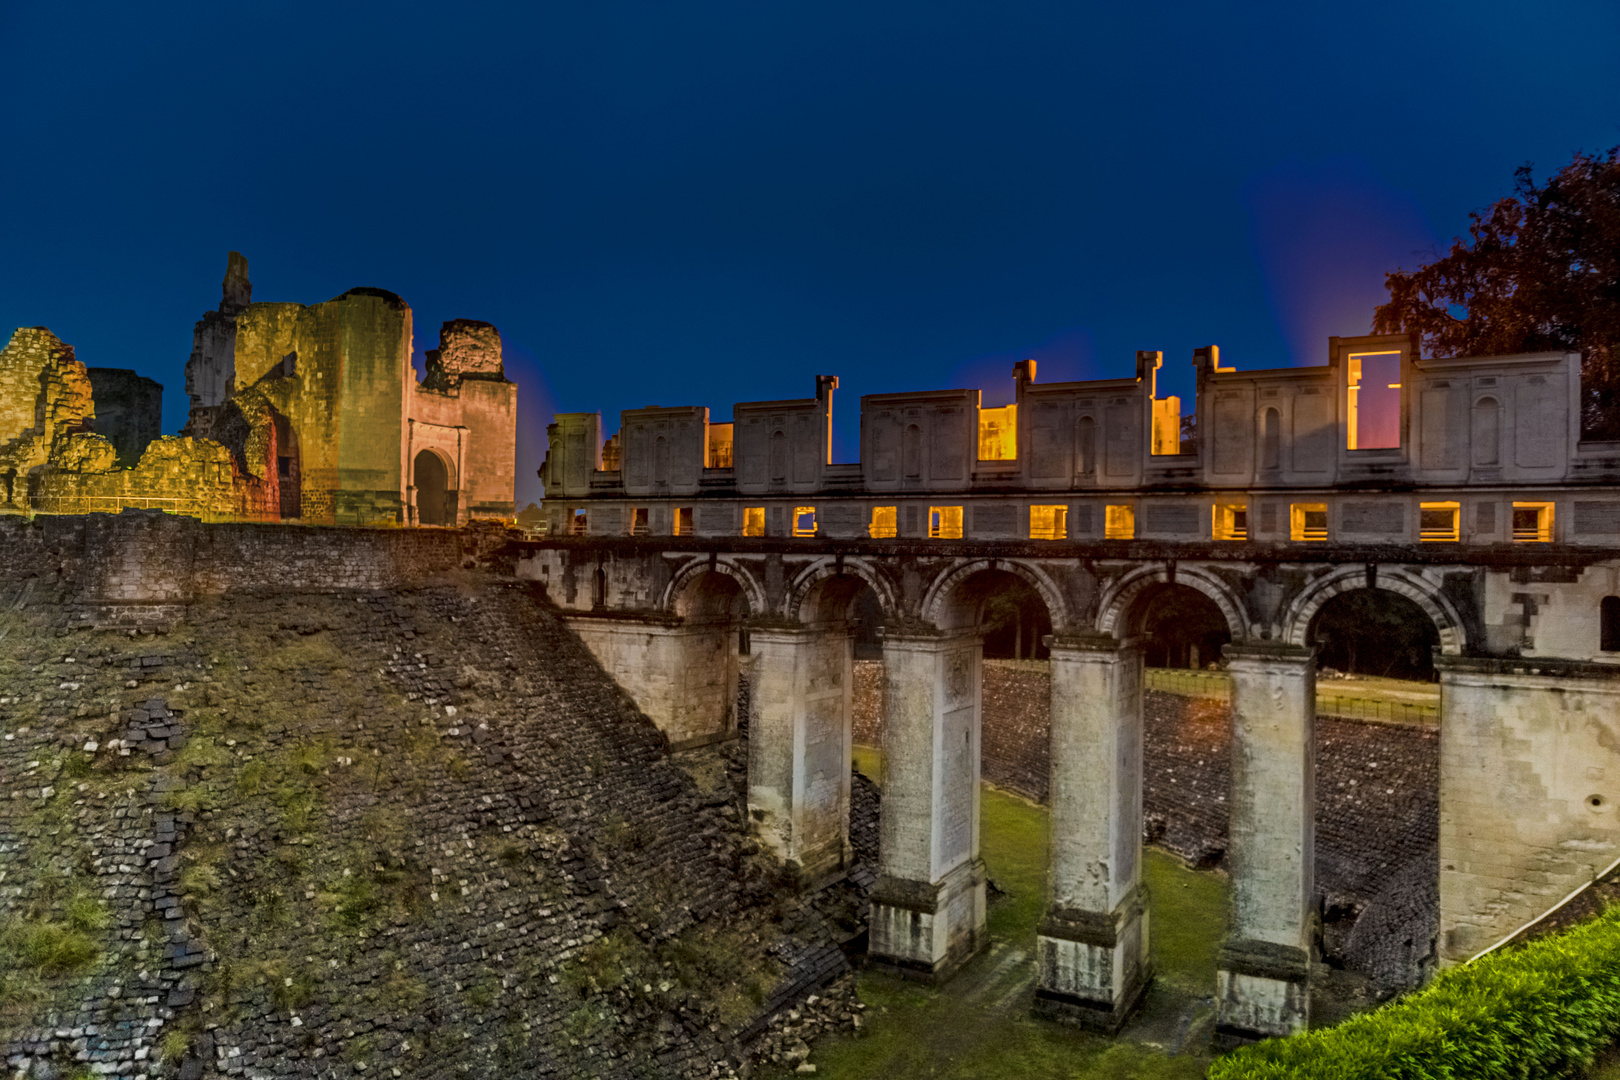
[413,449,454,525]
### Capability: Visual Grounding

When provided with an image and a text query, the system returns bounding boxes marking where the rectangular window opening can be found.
[977,405,1017,461]
[928,506,964,539]
[1150,396,1182,456]
[1347,351,1402,450]
[569,509,588,536]
[1420,502,1460,542]
[742,507,765,537]
[1029,504,1068,540]
[1213,504,1248,541]
[631,507,650,536]
[1104,504,1135,540]
[1512,502,1554,543]
[869,505,898,539]
[706,423,734,469]
[793,506,818,537]
[1290,503,1328,542]
[673,507,694,536]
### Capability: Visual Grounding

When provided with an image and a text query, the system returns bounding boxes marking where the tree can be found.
[1373,148,1620,437]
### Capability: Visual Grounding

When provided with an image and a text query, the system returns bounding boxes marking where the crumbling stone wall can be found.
[29,437,275,522]
[0,327,113,512]
[0,575,873,1080]
[412,320,518,524]
[85,368,163,468]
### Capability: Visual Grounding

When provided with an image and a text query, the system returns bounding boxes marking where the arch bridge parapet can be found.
[1093,561,1253,643]
[660,554,769,620]
[1278,563,1469,656]
[918,556,1076,633]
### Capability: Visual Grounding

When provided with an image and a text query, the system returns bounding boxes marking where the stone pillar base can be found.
[867,858,987,982]
[1033,888,1151,1033]
[1214,938,1311,1046]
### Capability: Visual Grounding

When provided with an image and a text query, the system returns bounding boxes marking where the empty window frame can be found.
[977,405,1017,461]
[1290,503,1328,542]
[1347,351,1402,450]
[928,506,963,539]
[742,506,766,537]
[869,505,898,539]
[569,509,588,535]
[1104,504,1135,540]
[706,423,734,469]
[1213,503,1248,541]
[673,507,694,536]
[1602,596,1620,652]
[792,506,818,537]
[1029,504,1068,540]
[1512,502,1554,543]
[631,507,650,535]
[1420,502,1460,542]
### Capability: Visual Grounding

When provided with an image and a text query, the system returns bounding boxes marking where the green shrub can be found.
[1210,904,1620,1080]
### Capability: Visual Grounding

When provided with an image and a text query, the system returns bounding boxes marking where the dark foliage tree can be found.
[1373,148,1620,437]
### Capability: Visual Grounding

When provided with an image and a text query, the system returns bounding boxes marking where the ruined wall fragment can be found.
[412,318,517,523]
[0,326,106,511]
[86,366,163,466]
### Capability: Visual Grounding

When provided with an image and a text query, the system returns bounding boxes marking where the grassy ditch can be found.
[766,747,1225,1079]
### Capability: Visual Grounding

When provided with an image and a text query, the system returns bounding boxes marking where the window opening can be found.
[1029,505,1068,540]
[1420,502,1460,542]
[1602,596,1620,652]
[1290,503,1328,542]
[1076,415,1096,475]
[869,506,898,539]
[742,507,765,537]
[1512,502,1554,542]
[1213,504,1248,541]
[977,405,1017,461]
[592,567,606,606]
[1347,351,1402,449]
[738,628,752,656]
[674,507,694,536]
[1150,396,1182,455]
[792,506,818,537]
[928,506,963,539]
[631,507,650,536]
[1105,504,1135,540]
[706,423,734,469]
[569,509,588,536]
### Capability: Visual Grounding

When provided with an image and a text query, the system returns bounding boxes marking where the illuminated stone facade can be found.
[1,253,518,525]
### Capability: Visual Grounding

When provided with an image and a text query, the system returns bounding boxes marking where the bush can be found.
[1210,904,1620,1080]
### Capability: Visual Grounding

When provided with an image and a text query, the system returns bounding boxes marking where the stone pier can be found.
[746,626,855,879]
[1216,643,1316,1043]
[868,631,988,980]
[565,616,740,749]
[1035,634,1150,1031]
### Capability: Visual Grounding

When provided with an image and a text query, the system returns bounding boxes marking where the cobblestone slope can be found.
[1,579,864,1080]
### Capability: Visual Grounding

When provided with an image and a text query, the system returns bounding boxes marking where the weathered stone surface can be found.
[85,368,163,468]
[0,570,876,1079]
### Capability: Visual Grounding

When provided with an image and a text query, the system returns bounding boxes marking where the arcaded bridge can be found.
[531,333,1620,1044]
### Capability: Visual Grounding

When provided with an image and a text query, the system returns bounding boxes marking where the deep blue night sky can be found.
[2,2,1616,507]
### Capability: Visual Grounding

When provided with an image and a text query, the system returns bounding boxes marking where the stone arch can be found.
[661,556,767,619]
[412,447,458,526]
[1094,563,1251,641]
[1280,565,1467,655]
[920,558,1073,632]
[784,556,900,624]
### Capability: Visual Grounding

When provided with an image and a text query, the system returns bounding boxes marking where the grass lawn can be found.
[761,747,1226,1079]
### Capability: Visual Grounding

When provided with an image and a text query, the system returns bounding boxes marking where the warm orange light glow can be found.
[869,505,897,538]
[1213,503,1248,541]
[792,506,817,536]
[1029,504,1068,540]
[1105,504,1134,540]
[631,507,649,535]
[674,507,694,535]
[1290,503,1328,541]
[1420,502,1460,542]
[1512,502,1554,542]
[706,423,734,469]
[743,506,765,537]
[977,405,1017,461]
[929,506,963,538]
[1151,396,1182,456]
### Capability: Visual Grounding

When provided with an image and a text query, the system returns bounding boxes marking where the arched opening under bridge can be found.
[1308,588,1440,682]
[1128,582,1234,671]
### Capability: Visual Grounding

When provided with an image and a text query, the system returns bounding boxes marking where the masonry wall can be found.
[1438,659,1620,964]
